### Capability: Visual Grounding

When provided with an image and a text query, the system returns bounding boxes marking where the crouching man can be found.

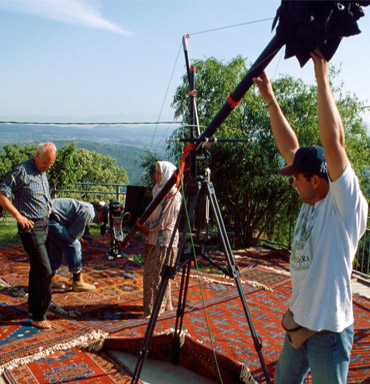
[47,198,108,292]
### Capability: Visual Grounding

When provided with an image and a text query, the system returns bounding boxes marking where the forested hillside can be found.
[53,140,149,184]
[0,123,173,184]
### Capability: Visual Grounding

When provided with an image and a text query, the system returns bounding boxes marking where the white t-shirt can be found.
[289,163,368,332]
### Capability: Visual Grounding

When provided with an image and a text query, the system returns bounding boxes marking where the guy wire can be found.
[150,16,275,154]
[188,17,274,36]
[149,41,183,153]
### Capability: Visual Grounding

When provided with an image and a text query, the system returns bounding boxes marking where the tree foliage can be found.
[139,150,161,190]
[0,142,129,203]
[169,56,369,248]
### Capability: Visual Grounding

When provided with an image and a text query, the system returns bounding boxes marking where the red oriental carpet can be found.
[105,282,370,384]
[1,241,369,383]
[3,348,143,384]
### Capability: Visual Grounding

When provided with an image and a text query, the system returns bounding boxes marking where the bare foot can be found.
[31,320,52,329]
[165,303,173,311]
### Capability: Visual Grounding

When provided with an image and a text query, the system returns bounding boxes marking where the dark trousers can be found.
[19,218,52,321]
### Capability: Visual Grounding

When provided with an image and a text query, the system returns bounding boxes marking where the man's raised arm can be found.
[310,50,348,181]
[253,71,299,165]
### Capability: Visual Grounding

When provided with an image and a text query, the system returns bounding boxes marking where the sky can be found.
[0,0,369,129]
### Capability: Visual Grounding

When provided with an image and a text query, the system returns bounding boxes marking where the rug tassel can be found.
[240,364,258,384]
[161,328,189,348]
[0,329,108,374]
[187,272,273,292]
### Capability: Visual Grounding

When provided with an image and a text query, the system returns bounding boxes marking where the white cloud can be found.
[0,0,130,35]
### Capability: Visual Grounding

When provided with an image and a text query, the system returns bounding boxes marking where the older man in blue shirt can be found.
[0,142,57,330]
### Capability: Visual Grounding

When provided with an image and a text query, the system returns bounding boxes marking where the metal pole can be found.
[195,34,284,150]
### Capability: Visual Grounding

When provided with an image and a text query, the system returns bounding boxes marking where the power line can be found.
[1,18,275,144]
[0,121,181,126]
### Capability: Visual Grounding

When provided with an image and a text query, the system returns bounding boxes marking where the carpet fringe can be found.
[160,328,189,348]
[258,265,290,276]
[240,364,258,384]
[186,272,274,292]
[0,329,108,375]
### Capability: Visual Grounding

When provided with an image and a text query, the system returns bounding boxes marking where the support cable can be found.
[149,42,183,153]
[188,18,274,36]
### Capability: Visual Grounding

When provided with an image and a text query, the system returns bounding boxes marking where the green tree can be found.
[170,56,369,248]
[0,142,129,204]
[0,143,36,179]
[140,150,161,190]
[49,143,129,201]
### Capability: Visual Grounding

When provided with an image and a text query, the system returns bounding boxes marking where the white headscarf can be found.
[152,160,177,197]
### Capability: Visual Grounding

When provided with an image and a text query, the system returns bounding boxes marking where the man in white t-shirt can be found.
[253,50,368,383]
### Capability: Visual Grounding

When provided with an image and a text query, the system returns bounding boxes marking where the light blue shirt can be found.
[50,198,95,241]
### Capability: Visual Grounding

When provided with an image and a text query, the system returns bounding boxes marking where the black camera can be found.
[106,198,124,260]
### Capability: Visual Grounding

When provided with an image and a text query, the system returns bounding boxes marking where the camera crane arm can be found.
[119,34,283,251]
[120,0,368,250]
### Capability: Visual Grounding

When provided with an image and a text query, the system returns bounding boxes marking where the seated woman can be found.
[141,160,181,317]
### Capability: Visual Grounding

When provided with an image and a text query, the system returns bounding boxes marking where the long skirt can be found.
[143,244,177,317]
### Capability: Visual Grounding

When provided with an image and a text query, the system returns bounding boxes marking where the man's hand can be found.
[0,193,33,230]
[16,214,34,230]
[310,49,329,83]
[252,70,276,103]
[310,48,347,181]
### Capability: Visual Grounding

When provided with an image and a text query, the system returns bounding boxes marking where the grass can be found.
[0,219,20,247]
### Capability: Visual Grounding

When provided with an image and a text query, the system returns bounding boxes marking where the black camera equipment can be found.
[120,3,368,383]
[106,198,125,260]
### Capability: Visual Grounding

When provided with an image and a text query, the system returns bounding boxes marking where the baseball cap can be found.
[280,146,328,177]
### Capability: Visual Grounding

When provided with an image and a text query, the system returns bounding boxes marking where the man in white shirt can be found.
[253,50,368,383]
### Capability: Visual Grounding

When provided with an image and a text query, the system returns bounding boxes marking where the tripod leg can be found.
[131,182,201,384]
[205,181,271,384]
[171,182,205,363]
[171,260,192,364]
[172,183,214,363]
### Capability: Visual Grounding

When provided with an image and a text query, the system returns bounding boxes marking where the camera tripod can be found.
[130,146,271,384]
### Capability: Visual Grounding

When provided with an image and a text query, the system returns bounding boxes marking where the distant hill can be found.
[0,123,176,149]
[0,123,179,184]
[53,140,149,184]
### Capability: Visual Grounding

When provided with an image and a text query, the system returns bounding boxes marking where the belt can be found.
[26,216,48,222]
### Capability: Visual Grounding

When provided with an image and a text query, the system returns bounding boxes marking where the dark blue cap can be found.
[280,146,328,177]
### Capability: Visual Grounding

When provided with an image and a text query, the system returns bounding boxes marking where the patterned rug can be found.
[63,262,290,334]
[1,242,369,384]
[0,291,106,374]
[105,282,370,384]
[3,348,143,384]
[0,241,290,333]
